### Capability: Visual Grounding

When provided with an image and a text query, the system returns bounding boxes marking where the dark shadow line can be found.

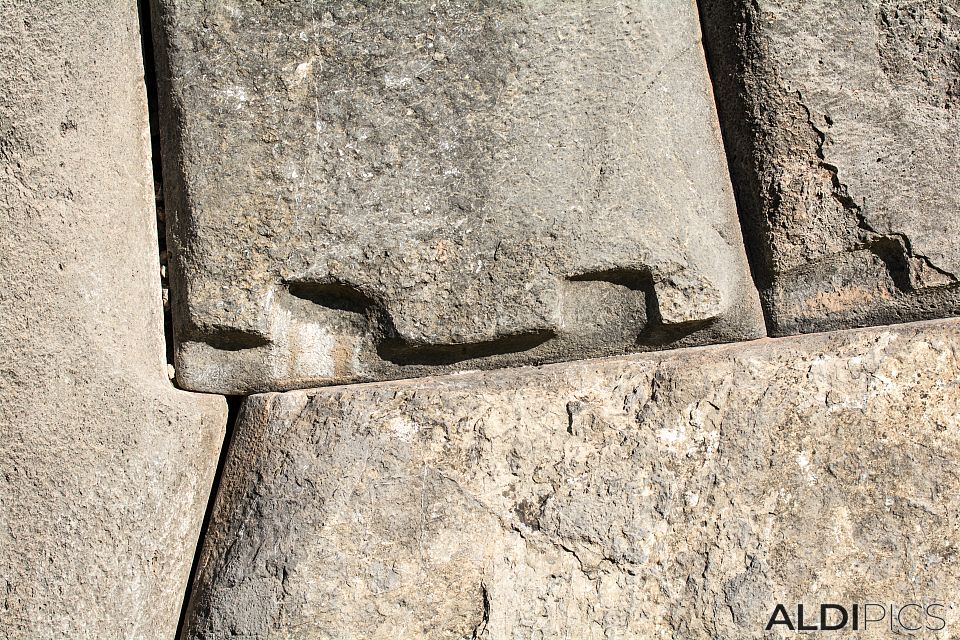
[175,395,242,640]
[695,0,774,335]
[138,0,174,366]
[377,330,556,366]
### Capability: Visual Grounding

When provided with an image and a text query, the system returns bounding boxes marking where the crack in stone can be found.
[798,92,959,291]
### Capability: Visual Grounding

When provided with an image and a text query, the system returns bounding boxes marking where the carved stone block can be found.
[701,0,960,335]
[185,320,960,638]
[0,2,226,636]
[154,0,764,393]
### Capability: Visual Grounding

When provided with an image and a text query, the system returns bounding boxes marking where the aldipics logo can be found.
[765,603,947,633]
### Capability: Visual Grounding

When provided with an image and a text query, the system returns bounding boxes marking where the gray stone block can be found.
[153,0,764,394]
[185,319,960,638]
[0,2,227,637]
[701,0,960,335]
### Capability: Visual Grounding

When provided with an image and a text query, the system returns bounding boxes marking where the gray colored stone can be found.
[185,319,960,639]
[701,0,960,336]
[0,2,227,637]
[153,0,764,394]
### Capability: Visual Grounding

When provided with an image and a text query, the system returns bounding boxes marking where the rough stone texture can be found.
[186,319,960,639]
[701,0,960,336]
[0,2,227,637]
[153,0,764,394]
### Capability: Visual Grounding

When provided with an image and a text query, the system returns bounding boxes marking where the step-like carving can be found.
[154,0,764,393]
[702,0,960,336]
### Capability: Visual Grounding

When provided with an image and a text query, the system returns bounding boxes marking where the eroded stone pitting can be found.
[877,0,960,111]
[800,93,959,292]
[154,0,764,393]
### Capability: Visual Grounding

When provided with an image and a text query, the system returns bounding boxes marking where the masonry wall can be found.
[2,1,959,638]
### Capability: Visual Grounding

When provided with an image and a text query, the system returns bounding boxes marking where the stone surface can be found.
[0,2,227,637]
[153,0,764,394]
[701,0,960,336]
[185,320,960,639]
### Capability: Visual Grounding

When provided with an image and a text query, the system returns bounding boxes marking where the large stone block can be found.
[185,320,960,638]
[0,2,227,637]
[701,0,960,335]
[153,0,764,394]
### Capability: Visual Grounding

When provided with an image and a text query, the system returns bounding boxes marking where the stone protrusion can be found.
[153,0,764,394]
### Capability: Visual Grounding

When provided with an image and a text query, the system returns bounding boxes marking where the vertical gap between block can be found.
[175,396,243,640]
[138,0,175,371]
[138,3,239,638]
[695,0,774,334]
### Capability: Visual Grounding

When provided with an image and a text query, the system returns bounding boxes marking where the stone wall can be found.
[2,1,959,638]
[700,0,960,335]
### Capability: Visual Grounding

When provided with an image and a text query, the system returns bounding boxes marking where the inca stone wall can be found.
[3,0,959,638]
[701,0,960,335]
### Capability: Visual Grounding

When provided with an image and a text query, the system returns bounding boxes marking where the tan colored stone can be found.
[0,2,226,637]
[186,320,960,638]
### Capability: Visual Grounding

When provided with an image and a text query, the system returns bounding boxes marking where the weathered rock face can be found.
[185,320,960,639]
[153,0,764,394]
[701,0,960,336]
[0,2,227,637]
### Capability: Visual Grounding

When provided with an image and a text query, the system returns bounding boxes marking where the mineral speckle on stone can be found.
[153,0,764,394]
